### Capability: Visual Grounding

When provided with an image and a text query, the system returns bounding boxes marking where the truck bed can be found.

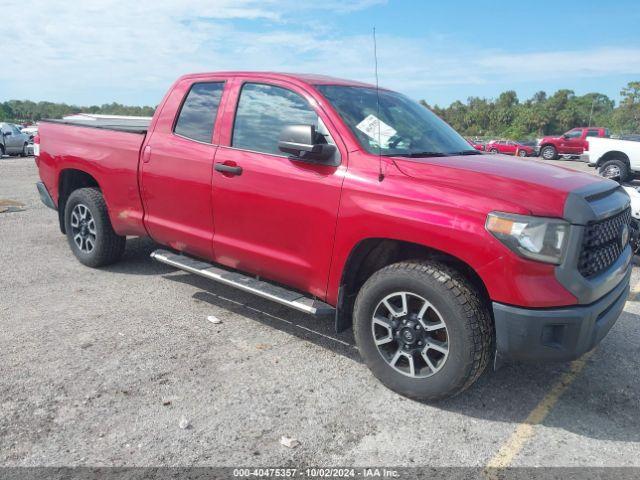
[40,117,151,134]
[36,119,148,237]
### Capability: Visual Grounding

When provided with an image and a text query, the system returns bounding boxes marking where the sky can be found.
[2,0,640,107]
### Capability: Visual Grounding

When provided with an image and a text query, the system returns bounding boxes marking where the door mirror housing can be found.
[3,131,11,136]
[278,125,337,165]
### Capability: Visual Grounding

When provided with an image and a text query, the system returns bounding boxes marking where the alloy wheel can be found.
[371,291,449,378]
[601,164,621,179]
[70,203,97,252]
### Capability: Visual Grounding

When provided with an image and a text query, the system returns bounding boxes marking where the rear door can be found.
[210,78,346,299]
[140,78,227,259]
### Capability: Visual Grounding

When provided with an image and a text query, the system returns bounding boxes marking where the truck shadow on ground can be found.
[102,237,175,276]
[172,270,640,444]
[115,238,640,444]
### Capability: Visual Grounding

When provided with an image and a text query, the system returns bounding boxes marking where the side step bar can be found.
[151,249,335,316]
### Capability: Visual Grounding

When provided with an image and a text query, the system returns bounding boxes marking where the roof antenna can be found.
[373,26,384,182]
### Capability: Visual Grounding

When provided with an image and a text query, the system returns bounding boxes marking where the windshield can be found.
[315,85,477,157]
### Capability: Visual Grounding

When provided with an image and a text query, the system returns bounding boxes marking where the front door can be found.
[2,124,22,153]
[140,80,225,259]
[562,129,583,154]
[211,79,346,299]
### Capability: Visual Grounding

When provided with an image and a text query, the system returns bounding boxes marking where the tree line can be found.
[421,81,640,140]
[2,81,639,140]
[0,100,155,123]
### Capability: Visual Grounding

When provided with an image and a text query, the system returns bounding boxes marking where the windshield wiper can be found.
[384,152,448,158]
[450,150,482,155]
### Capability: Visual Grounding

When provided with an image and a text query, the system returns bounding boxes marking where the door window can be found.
[586,129,600,137]
[174,82,225,143]
[232,83,320,156]
[564,130,582,139]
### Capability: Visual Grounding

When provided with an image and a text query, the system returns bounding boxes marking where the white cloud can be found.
[1,0,639,106]
[475,48,640,78]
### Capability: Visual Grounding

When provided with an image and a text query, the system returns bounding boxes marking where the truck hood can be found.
[392,153,615,218]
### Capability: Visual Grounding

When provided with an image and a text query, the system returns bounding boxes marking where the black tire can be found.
[540,145,557,160]
[489,148,498,154]
[598,158,630,182]
[518,149,527,157]
[64,187,126,267]
[20,143,27,157]
[353,261,493,401]
[0,145,4,157]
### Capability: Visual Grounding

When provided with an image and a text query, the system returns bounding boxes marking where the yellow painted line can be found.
[483,350,595,479]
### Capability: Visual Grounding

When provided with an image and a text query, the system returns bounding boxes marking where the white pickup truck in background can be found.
[586,136,640,181]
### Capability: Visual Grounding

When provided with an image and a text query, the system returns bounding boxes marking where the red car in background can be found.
[536,127,609,160]
[486,140,534,157]
[467,138,485,151]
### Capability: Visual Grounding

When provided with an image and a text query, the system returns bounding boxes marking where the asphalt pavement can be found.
[0,155,639,471]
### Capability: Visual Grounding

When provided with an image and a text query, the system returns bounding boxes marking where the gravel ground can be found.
[1,156,639,469]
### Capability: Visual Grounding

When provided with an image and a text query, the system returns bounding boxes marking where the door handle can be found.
[142,145,152,163]
[215,163,243,176]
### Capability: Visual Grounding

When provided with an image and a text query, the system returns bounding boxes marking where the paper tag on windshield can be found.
[356,114,397,147]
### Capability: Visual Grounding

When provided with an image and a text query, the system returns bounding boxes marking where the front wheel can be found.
[540,145,557,160]
[598,158,630,182]
[518,149,527,157]
[489,148,498,154]
[20,143,27,157]
[353,261,493,400]
[64,187,126,267]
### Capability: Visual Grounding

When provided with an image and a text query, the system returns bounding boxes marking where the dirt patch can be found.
[0,199,25,213]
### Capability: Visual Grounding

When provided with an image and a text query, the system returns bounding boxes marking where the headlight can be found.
[486,212,569,264]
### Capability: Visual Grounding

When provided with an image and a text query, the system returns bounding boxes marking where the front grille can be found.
[578,208,631,278]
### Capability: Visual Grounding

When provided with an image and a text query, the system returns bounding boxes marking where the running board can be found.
[151,249,335,316]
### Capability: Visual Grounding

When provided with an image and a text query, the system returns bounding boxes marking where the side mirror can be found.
[278,125,337,165]
[3,131,11,137]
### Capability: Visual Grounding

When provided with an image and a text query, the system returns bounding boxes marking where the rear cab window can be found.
[174,82,225,143]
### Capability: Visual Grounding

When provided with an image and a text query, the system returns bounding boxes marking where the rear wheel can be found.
[598,158,630,182]
[353,261,493,400]
[541,145,557,160]
[64,187,126,267]
[20,143,27,157]
[489,148,498,154]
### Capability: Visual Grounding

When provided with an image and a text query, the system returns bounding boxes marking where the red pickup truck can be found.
[537,127,610,160]
[35,72,632,400]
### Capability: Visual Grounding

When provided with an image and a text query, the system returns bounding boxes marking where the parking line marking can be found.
[483,350,594,478]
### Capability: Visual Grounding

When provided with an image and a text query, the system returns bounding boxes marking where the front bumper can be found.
[493,264,631,362]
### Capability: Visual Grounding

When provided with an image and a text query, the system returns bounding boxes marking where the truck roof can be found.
[178,71,378,89]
